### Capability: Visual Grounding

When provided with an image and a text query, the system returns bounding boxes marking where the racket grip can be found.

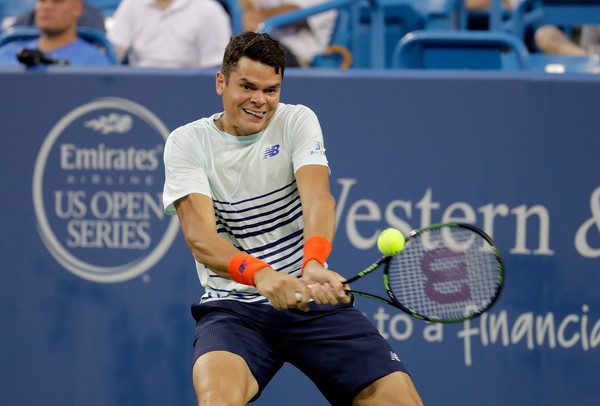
[297,286,353,306]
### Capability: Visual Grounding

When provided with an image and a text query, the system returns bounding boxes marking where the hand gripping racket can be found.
[342,223,504,323]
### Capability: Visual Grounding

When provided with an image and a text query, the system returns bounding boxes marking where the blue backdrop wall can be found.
[1,67,599,406]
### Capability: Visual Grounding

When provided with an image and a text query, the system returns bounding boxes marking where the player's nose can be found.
[250,90,266,105]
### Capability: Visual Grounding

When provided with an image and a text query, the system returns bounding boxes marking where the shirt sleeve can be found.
[162,126,212,216]
[106,0,134,49]
[286,105,330,173]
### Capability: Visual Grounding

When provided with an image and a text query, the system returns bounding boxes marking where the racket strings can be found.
[388,226,501,321]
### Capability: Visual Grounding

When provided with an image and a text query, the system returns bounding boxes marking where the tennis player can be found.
[162,31,423,406]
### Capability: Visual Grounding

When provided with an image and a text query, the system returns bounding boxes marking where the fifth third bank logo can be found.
[32,98,179,283]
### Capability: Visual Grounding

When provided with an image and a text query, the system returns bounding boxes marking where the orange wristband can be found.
[228,253,269,286]
[302,236,332,274]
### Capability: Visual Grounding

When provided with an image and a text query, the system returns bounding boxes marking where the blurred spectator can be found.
[0,0,111,66]
[10,1,106,32]
[535,25,586,55]
[107,0,231,68]
[536,25,600,56]
[240,0,336,67]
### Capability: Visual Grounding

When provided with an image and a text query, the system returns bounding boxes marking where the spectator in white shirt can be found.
[108,0,231,68]
[241,0,336,67]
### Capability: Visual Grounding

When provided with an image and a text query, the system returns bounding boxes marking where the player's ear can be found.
[215,71,225,96]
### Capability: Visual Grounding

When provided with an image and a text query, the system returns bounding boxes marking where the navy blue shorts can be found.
[191,300,409,405]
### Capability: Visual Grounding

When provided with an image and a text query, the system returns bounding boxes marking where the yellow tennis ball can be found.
[377,228,405,256]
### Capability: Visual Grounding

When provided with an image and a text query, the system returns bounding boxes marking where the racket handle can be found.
[298,285,353,303]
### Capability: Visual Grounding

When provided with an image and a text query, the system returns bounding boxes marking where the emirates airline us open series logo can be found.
[33,98,179,283]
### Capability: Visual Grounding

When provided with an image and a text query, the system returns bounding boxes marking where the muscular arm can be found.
[175,193,239,278]
[296,165,349,303]
[296,164,335,242]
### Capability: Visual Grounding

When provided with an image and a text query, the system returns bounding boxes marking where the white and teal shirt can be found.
[163,103,329,303]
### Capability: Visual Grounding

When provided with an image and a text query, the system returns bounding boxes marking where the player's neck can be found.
[215,115,226,132]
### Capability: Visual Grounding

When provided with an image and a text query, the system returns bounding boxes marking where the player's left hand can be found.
[254,267,312,312]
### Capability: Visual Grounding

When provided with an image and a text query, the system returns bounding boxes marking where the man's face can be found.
[35,0,82,36]
[216,56,282,136]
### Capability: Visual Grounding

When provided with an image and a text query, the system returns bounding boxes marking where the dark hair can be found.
[221,31,286,81]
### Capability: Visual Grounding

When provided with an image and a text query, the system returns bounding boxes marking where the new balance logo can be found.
[390,351,401,362]
[239,259,248,274]
[263,144,280,159]
[310,140,326,155]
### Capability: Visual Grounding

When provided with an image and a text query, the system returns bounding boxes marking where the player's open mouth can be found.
[242,108,266,119]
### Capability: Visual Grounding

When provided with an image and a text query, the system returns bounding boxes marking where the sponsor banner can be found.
[1,70,599,406]
[32,98,179,283]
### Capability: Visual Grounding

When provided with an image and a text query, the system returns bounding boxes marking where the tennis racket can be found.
[342,222,504,323]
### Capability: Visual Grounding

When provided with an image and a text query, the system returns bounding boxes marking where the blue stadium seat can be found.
[353,0,466,68]
[487,0,507,31]
[84,0,120,17]
[216,0,243,34]
[0,0,36,27]
[260,0,467,69]
[358,0,424,68]
[392,29,530,70]
[409,0,466,30]
[0,26,117,64]
[312,2,356,68]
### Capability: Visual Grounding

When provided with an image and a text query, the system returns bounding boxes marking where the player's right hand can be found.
[253,267,311,312]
